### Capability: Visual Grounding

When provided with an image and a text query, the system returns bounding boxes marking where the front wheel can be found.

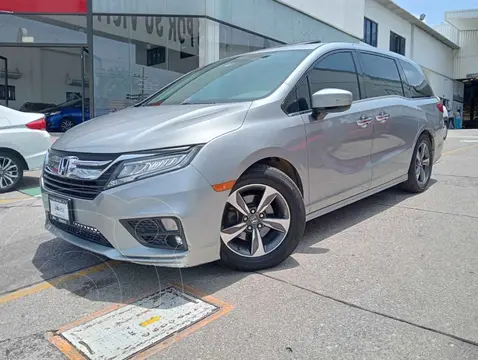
[400,134,433,193]
[219,165,305,271]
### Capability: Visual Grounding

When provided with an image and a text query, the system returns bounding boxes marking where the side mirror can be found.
[311,89,353,119]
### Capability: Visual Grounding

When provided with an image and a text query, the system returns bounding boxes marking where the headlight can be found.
[48,111,61,116]
[106,146,201,188]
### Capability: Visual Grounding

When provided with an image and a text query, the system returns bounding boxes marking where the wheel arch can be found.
[417,129,434,157]
[245,157,304,197]
[0,147,29,170]
[235,148,307,199]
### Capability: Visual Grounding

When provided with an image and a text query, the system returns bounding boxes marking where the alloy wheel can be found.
[415,142,431,186]
[0,156,19,190]
[221,184,291,258]
[61,119,75,132]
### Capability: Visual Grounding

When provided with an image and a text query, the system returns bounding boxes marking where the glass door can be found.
[0,55,8,107]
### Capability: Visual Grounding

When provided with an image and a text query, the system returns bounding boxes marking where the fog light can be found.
[161,218,179,231]
[166,235,184,249]
[120,216,187,250]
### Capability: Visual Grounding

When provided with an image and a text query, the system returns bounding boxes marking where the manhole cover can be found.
[57,286,220,360]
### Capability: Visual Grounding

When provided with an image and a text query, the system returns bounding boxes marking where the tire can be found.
[400,134,433,193]
[60,117,76,132]
[219,164,305,271]
[0,151,25,194]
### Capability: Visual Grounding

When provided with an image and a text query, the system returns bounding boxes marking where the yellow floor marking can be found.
[140,316,161,327]
[442,143,478,156]
[0,197,31,204]
[0,261,118,306]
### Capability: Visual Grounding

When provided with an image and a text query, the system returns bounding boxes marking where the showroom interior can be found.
[0,9,286,125]
[0,0,358,129]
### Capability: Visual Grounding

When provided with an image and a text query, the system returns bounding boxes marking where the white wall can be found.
[364,0,412,57]
[412,27,454,79]
[412,26,455,104]
[454,30,478,79]
[0,47,87,110]
[276,0,365,40]
[434,23,460,44]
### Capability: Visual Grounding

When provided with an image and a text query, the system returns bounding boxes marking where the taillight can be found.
[436,103,444,113]
[26,117,46,131]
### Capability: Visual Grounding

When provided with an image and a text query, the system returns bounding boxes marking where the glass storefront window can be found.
[219,23,283,59]
[92,15,199,116]
[0,15,87,44]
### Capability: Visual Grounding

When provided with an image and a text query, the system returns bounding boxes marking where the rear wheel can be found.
[0,152,24,194]
[400,134,433,193]
[219,165,305,271]
[60,117,76,132]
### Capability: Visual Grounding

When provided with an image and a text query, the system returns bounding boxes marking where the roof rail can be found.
[279,40,321,47]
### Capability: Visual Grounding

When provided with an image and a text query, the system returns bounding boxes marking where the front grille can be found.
[50,218,113,248]
[43,150,119,200]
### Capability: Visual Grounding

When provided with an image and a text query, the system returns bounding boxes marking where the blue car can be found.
[44,99,90,132]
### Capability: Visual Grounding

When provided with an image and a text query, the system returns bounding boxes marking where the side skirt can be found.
[305,175,408,222]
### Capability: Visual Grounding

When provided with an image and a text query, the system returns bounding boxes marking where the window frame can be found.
[363,17,378,47]
[357,50,406,99]
[281,49,363,116]
[389,31,406,56]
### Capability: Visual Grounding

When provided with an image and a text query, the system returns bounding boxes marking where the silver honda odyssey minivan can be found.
[41,42,444,271]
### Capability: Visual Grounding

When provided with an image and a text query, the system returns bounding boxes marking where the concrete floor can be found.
[1,130,478,359]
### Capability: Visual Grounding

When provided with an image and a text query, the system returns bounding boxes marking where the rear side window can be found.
[400,60,434,98]
[360,52,404,98]
[308,52,360,101]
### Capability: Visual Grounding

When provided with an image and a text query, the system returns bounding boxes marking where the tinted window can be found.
[360,53,404,98]
[400,60,434,98]
[282,77,310,114]
[390,32,406,56]
[143,50,312,105]
[364,18,378,47]
[308,52,360,101]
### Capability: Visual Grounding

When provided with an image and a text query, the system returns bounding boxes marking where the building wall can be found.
[412,27,454,78]
[434,23,460,44]
[412,26,455,103]
[364,0,412,57]
[454,30,478,79]
[274,0,365,40]
[92,0,359,44]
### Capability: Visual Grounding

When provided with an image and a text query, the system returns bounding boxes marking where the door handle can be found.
[376,111,390,123]
[356,115,373,128]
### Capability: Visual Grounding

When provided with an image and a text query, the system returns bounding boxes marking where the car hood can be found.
[52,103,251,153]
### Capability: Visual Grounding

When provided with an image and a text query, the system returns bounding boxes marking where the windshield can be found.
[143,50,311,106]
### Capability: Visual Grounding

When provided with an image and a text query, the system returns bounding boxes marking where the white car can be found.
[0,105,51,193]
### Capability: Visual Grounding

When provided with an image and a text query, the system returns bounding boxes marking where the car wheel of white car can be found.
[0,151,24,194]
[219,164,305,271]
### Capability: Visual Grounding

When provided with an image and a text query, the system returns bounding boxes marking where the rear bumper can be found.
[24,131,51,170]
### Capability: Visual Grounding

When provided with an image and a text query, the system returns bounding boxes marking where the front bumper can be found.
[41,165,228,267]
